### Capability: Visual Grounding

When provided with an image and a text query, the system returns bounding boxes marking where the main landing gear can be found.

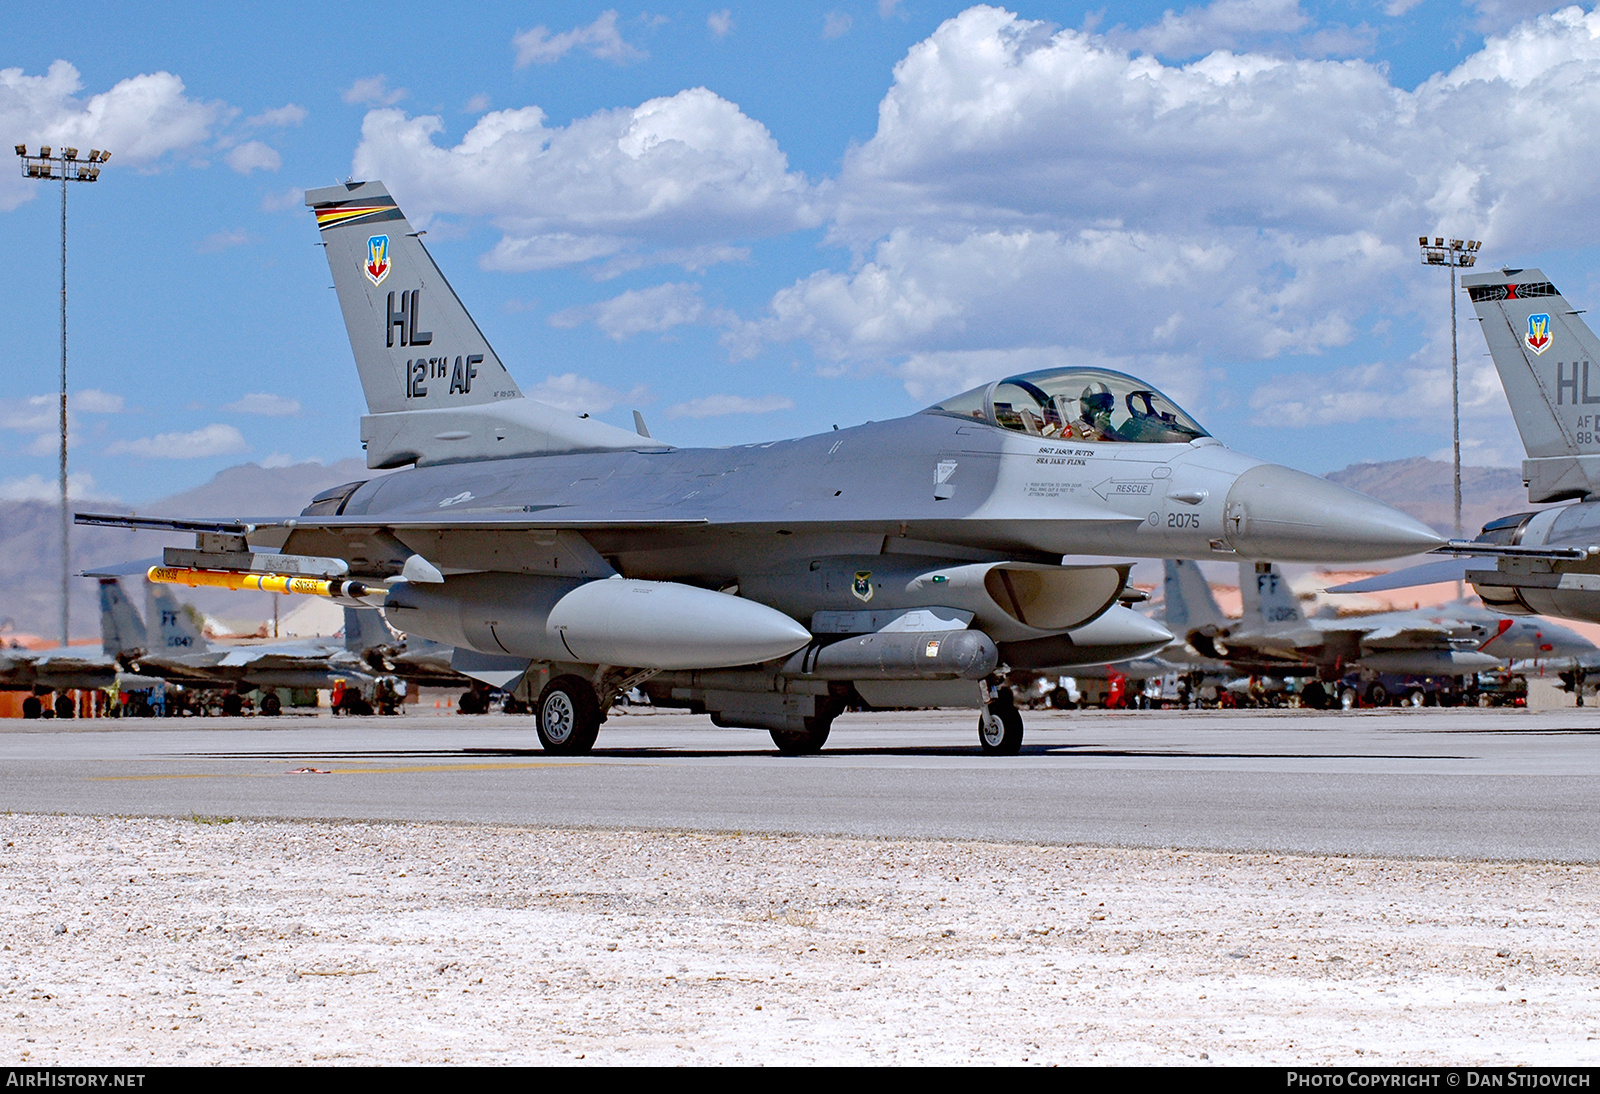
[536,675,603,755]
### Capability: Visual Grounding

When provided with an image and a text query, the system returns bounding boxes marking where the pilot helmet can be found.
[1080,382,1115,419]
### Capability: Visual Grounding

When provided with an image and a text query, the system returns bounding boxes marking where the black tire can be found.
[536,676,602,755]
[53,694,75,719]
[260,692,282,716]
[1300,681,1327,710]
[978,699,1024,755]
[1048,687,1073,710]
[770,717,832,756]
[221,693,244,717]
[21,696,41,719]
[1367,683,1389,707]
[458,691,481,715]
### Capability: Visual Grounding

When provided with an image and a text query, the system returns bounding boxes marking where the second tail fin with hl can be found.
[1465,266,1600,502]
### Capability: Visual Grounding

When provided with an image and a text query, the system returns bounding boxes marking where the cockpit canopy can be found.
[924,367,1210,444]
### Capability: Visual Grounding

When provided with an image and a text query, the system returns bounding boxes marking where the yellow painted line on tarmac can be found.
[90,761,582,781]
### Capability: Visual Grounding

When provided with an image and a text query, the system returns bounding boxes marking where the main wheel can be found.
[53,694,75,719]
[221,693,244,717]
[1300,681,1328,710]
[260,692,282,716]
[1367,682,1389,707]
[536,676,602,755]
[21,696,42,719]
[770,716,832,756]
[978,703,1024,755]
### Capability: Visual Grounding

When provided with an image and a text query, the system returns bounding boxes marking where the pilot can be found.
[1071,382,1124,442]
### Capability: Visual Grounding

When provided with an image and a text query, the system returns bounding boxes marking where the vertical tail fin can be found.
[303,180,653,468]
[146,585,209,654]
[1239,561,1304,631]
[1464,267,1600,501]
[306,181,521,416]
[1162,560,1226,635]
[98,579,147,657]
[343,607,391,655]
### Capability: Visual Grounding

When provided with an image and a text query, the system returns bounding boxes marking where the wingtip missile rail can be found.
[147,566,377,602]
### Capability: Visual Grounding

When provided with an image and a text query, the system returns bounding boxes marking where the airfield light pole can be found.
[1419,236,1482,543]
[16,144,111,648]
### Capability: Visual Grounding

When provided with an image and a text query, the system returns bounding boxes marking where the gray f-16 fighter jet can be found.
[1174,561,1575,687]
[79,181,1438,755]
[126,584,378,698]
[1441,266,1600,621]
[0,579,155,711]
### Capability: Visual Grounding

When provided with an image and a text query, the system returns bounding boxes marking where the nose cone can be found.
[1223,465,1443,562]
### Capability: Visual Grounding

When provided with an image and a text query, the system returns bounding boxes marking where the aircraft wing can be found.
[1356,622,1459,650]
[75,511,712,533]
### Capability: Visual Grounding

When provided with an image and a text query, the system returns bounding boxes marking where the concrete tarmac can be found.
[5,705,1599,862]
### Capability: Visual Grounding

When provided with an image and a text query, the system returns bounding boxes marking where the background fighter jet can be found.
[128,585,377,703]
[0,579,157,715]
[79,181,1439,756]
[1335,267,1600,624]
[1167,561,1592,704]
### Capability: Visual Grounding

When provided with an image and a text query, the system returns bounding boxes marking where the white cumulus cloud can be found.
[665,394,796,419]
[0,61,223,211]
[526,374,650,414]
[246,104,306,128]
[224,140,280,174]
[514,11,647,66]
[350,88,823,273]
[740,4,1600,427]
[105,424,247,459]
[551,282,734,339]
[342,76,405,106]
[224,393,301,416]
[0,471,103,502]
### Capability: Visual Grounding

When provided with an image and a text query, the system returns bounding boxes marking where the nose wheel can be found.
[978,686,1024,755]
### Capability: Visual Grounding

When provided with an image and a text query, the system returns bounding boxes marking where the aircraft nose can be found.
[1222,464,1443,562]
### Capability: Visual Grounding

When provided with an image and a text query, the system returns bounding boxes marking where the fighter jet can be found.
[0,579,159,714]
[1333,266,1600,620]
[78,180,1439,755]
[1425,266,1600,620]
[1174,559,1598,702]
[127,584,377,701]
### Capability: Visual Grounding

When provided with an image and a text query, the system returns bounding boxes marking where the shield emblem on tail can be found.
[1527,313,1552,355]
[365,235,391,286]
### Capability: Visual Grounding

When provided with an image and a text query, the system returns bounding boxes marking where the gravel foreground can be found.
[2,814,1597,1066]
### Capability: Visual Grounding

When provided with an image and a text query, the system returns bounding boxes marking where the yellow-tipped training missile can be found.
[147,566,374,599]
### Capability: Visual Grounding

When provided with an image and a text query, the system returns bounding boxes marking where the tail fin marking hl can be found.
[1464,267,1600,501]
[305,180,653,468]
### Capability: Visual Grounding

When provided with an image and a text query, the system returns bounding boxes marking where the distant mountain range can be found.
[0,454,1543,638]
[1323,457,1546,537]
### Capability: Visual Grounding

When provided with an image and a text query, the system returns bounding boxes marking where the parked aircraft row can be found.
[82,180,1445,753]
[0,578,466,715]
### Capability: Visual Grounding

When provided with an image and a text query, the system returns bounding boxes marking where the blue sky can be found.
[1,0,1597,504]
